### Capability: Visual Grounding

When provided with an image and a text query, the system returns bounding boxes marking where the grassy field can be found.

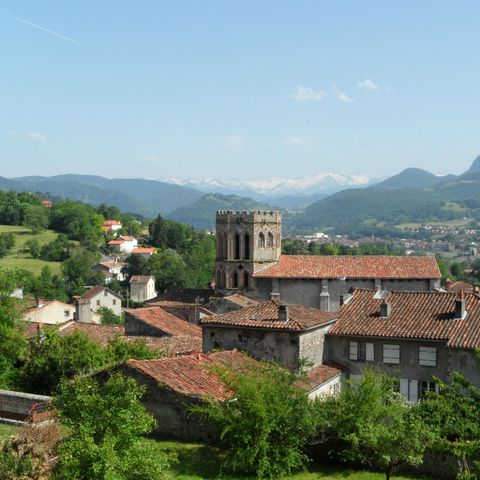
[153,440,431,480]
[395,217,473,230]
[0,225,61,275]
[0,423,18,439]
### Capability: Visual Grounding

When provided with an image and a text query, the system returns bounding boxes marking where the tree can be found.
[0,269,27,388]
[24,238,40,258]
[97,306,123,325]
[195,360,315,478]
[0,233,15,258]
[104,334,157,363]
[314,371,434,480]
[61,249,101,295]
[18,330,106,395]
[22,204,49,233]
[146,249,189,292]
[53,373,171,480]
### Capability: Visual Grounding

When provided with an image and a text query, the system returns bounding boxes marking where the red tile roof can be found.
[126,307,202,337]
[296,364,344,392]
[446,280,476,294]
[126,350,252,400]
[130,275,154,284]
[329,289,480,349]
[59,322,201,356]
[131,248,156,255]
[80,285,121,301]
[108,239,127,245]
[253,255,441,279]
[104,220,122,226]
[201,300,336,331]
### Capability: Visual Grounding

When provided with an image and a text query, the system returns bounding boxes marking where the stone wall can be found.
[124,314,166,337]
[0,389,52,421]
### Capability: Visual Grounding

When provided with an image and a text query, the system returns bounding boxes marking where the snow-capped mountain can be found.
[160,172,376,199]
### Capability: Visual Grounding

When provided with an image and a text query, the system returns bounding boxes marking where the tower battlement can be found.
[216,210,281,224]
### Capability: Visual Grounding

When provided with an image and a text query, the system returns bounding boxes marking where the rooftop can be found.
[253,255,441,280]
[130,275,154,284]
[80,285,121,301]
[329,289,480,349]
[125,307,202,337]
[201,300,336,331]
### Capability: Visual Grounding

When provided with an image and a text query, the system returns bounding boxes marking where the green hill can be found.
[167,193,275,230]
[1,174,203,218]
[289,158,480,234]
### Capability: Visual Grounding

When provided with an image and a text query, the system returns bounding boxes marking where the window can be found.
[400,378,419,402]
[366,343,375,361]
[234,234,240,259]
[420,380,438,399]
[64,310,70,317]
[349,341,358,360]
[113,299,117,306]
[233,271,238,288]
[330,382,340,396]
[383,344,400,364]
[258,232,265,247]
[96,300,101,306]
[244,234,250,259]
[267,232,274,247]
[419,346,436,367]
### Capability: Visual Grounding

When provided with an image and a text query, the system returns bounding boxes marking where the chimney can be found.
[270,292,280,301]
[380,301,391,318]
[278,304,288,322]
[455,291,466,319]
[339,295,344,307]
[319,284,330,311]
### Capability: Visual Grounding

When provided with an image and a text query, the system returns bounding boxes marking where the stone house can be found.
[129,275,157,303]
[75,285,122,323]
[124,307,202,338]
[23,299,75,325]
[201,299,337,371]
[325,289,480,401]
[214,210,441,311]
[114,349,343,440]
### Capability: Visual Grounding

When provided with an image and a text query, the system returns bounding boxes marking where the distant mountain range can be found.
[289,156,480,234]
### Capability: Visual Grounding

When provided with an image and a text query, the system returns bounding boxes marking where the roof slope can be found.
[329,289,480,349]
[81,285,121,300]
[126,307,202,337]
[253,255,440,279]
[201,300,336,331]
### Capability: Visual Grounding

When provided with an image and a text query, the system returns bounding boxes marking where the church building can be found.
[214,210,441,311]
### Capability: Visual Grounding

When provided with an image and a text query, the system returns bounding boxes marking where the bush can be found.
[54,373,172,480]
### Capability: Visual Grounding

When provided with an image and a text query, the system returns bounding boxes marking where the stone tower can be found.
[215,210,282,290]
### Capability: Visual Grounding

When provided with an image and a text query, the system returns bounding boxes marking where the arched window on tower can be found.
[267,232,274,247]
[216,270,222,288]
[258,232,265,247]
[233,271,238,288]
[234,234,240,259]
[244,272,249,289]
[222,233,228,259]
[244,234,250,259]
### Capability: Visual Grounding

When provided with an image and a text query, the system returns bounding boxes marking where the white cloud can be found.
[358,78,379,91]
[285,136,304,145]
[290,85,326,103]
[26,131,47,142]
[222,135,246,151]
[332,86,354,103]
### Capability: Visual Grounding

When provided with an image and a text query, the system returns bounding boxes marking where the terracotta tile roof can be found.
[253,255,441,279]
[80,285,121,301]
[130,275,154,284]
[221,293,261,308]
[104,220,122,226]
[446,280,476,294]
[108,239,127,245]
[126,350,253,400]
[59,322,201,356]
[201,300,336,331]
[131,247,156,255]
[328,289,480,349]
[126,350,341,401]
[296,363,344,392]
[126,307,202,337]
[145,300,213,316]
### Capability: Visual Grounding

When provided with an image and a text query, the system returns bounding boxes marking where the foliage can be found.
[61,248,102,295]
[39,233,71,261]
[0,269,27,388]
[417,372,480,479]
[0,233,15,258]
[98,306,124,325]
[22,204,50,233]
[17,330,106,395]
[314,371,434,480]
[194,360,315,478]
[53,373,171,480]
[104,334,157,363]
[24,238,40,258]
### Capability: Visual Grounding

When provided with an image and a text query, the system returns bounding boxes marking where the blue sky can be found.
[1,1,480,180]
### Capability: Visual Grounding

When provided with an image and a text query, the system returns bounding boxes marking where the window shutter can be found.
[419,347,436,367]
[349,341,358,360]
[383,344,400,364]
[409,380,418,402]
[399,378,409,399]
[366,343,374,361]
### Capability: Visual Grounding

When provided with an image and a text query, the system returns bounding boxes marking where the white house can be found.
[130,276,157,303]
[102,220,123,235]
[75,285,122,323]
[23,300,75,325]
[108,236,138,254]
[92,260,126,283]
